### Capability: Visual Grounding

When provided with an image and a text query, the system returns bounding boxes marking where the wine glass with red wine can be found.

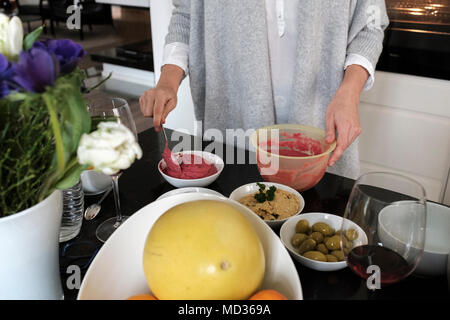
[341,172,426,287]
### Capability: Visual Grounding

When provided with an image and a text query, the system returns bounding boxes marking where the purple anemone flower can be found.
[12,48,60,93]
[0,54,13,97]
[34,39,85,75]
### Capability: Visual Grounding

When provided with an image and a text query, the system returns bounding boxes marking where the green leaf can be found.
[266,186,277,201]
[254,192,266,203]
[54,163,89,190]
[256,182,266,192]
[23,26,44,51]
[43,93,66,172]
[62,90,91,153]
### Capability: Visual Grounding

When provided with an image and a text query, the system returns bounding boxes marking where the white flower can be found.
[77,122,143,175]
[0,14,23,60]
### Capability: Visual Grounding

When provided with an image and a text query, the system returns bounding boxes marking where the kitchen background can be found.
[2,0,450,205]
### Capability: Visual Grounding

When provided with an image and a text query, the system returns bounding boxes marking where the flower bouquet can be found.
[0,15,141,299]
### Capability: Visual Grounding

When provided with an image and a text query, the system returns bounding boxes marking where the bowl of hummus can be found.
[230,182,305,229]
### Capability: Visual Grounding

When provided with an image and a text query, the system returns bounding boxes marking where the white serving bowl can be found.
[229,182,305,229]
[378,201,450,277]
[158,151,224,188]
[280,213,367,272]
[156,187,225,201]
[78,193,303,300]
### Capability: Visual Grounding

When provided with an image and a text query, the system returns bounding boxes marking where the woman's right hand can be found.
[139,64,185,132]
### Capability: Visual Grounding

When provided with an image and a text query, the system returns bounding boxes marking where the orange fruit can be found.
[249,290,288,300]
[127,294,158,300]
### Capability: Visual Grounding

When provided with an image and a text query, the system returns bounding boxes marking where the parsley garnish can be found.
[254,183,277,203]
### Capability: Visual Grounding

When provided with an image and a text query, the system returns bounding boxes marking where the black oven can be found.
[377,0,450,80]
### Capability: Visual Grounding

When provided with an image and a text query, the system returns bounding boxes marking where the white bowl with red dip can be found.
[158,150,224,188]
[250,124,336,192]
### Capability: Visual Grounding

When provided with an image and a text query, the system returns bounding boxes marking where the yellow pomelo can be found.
[143,200,265,300]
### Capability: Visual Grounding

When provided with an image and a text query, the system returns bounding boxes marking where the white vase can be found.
[0,191,64,300]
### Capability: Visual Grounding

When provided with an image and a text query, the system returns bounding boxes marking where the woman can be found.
[140,0,389,179]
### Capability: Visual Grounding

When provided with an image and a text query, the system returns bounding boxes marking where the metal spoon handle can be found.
[162,124,169,142]
[97,188,112,205]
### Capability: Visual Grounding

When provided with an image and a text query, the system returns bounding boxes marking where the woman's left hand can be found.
[325,85,362,167]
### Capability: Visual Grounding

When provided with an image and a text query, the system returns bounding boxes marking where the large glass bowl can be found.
[250,124,336,191]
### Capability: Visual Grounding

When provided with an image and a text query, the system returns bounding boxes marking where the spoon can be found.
[84,188,112,220]
[161,124,169,142]
[161,124,182,171]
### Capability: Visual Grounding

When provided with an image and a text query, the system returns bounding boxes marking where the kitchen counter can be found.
[59,128,450,300]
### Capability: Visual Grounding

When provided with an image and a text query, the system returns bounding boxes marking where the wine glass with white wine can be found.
[87,97,138,243]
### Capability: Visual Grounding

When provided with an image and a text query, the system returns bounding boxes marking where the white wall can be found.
[150,0,197,135]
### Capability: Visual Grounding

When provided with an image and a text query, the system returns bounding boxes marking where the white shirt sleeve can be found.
[344,53,375,91]
[162,42,190,75]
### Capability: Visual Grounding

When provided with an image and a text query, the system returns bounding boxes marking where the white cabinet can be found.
[358,71,450,203]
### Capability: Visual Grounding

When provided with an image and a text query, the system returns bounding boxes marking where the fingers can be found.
[328,122,362,167]
[161,97,177,124]
[139,90,155,118]
[139,88,178,132]
[325,113,336,144]
[328,129,347,167]
[153,92,166,132]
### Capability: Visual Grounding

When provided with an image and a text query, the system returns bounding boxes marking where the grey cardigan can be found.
[165,0,389,179]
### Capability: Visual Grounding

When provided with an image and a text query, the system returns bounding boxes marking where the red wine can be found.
[347,245,411,285]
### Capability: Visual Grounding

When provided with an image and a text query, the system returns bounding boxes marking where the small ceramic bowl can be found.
[81,170,112,195]
[158,151,224,188]
[280,213,367,272]
[229,182,305,229]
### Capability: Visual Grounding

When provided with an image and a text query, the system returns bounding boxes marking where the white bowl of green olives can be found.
[280,213,367,272]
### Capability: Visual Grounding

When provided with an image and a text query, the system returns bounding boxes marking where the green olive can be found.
[326,254,339,262]
[303,251,327,262]
[310,232,324,244]
[342,236,354,249]
[312,222,334,237]
[295,219,310,234]
[331,250,345,261]
[335,229,342,235]
[291,233,309,247]
[316,243,329,255]
[325,235,341,250]
[298,238,317,255]
[345,229,358,241]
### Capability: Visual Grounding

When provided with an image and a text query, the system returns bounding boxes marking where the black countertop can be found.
[59,128,450,300]
[90,41,154,72]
